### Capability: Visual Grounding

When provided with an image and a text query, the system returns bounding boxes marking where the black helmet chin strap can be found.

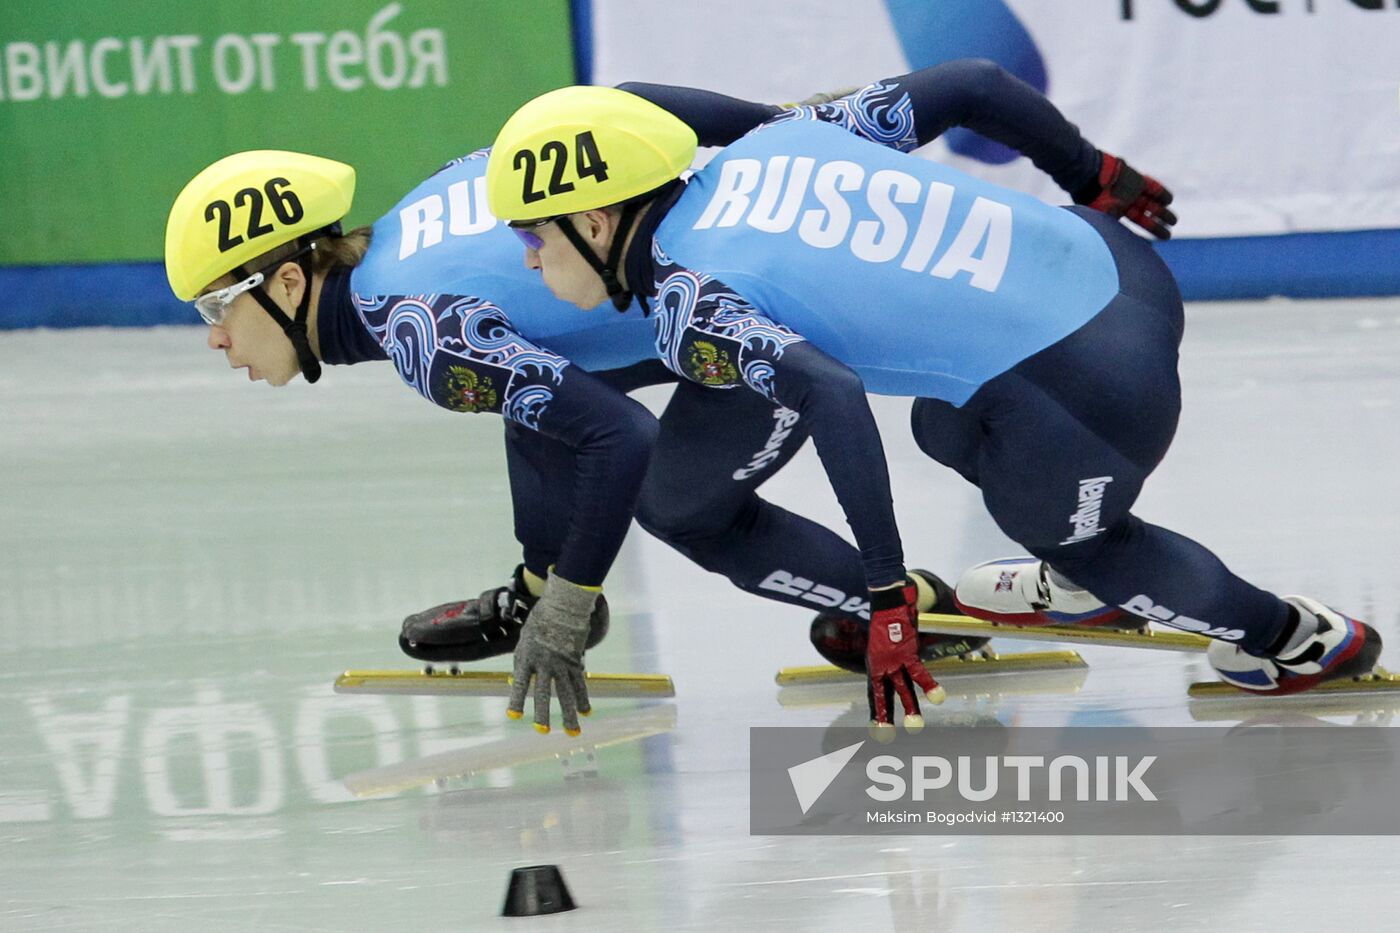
[253,278,321,384]
[555,200,646,312]
[238,233,333,384]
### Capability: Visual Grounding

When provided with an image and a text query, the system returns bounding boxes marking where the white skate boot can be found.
[1208,595,1382,695]
[954,557,1128,627]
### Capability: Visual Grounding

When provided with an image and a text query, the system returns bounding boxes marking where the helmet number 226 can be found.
[204,178,306,253]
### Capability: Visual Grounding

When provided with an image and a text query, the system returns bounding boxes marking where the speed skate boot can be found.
[399,564,610,663]
[809,568,990,674]
[1208,595,1382,695]
[954,557,1135,628]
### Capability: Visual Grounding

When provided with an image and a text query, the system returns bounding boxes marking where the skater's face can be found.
[519,210,618,309]
[199,262,306,387]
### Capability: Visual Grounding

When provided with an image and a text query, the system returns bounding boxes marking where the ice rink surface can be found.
[3,298,1400,931]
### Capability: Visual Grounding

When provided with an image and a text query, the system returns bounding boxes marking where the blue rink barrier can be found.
[1155,227,1400,301]
[3,227,1399,330]
[1,262,194,329]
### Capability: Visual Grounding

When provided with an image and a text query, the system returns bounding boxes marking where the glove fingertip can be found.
[564,726,581,737]
[534,722,550,735]
[506,708,523,720]
[926,685,947,706]
[908,664,938,691]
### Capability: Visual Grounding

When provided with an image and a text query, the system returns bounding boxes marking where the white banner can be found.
[591,0,1400,238]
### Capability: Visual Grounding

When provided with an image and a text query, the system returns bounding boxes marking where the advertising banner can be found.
[0,2,577,265]
[591,0,1400,239]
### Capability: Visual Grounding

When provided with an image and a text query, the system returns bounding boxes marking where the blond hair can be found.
[312,225,373,272]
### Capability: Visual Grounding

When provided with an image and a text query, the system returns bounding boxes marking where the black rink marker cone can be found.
[502,864,577,917]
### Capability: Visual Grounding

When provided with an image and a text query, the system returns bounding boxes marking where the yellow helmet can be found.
[485,86,697,222]
[165,150,355,300]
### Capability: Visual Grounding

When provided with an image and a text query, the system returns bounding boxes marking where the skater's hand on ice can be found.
[1074,151,1176,240]
[506,575,597,735]
[866,579,945,738]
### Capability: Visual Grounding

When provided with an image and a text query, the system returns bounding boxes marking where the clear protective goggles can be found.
[193,272,264,325]
[507,216,557,251]
[192,242,316,325]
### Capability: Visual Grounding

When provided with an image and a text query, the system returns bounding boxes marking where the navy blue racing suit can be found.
[610,60,1290,653]
[314,86,780,588]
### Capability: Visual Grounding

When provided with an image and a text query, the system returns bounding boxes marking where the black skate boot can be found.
[399,565,610,663]
[809,568,990,675]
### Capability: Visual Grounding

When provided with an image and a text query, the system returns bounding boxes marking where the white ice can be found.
[2,297,1400,931]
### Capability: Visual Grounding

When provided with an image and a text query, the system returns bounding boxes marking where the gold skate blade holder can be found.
[776,649,1089,708]
[776,647,1087,687]
[334,669,675,698]
[1188,666,1400,700]
[917,611,1212,653]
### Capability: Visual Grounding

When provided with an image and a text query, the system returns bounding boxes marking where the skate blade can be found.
[918,611,1211,653]
[1188,666,1400,702]
[777,669,1088,708]
[334,669,675,698]
[776,651,1087,709]
[343,704,679,797]
[775,648,1087,687]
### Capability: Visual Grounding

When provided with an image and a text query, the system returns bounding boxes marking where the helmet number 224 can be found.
[512,132,610,205]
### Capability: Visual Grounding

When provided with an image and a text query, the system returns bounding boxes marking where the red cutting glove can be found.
[1074,151,1177,241]
[866,580,945,732]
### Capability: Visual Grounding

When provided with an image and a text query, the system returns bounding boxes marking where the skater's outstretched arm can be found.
[772,59,1177,239]
[618,82,782,148]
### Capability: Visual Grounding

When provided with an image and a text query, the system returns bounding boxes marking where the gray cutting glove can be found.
[506,574,598,735]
